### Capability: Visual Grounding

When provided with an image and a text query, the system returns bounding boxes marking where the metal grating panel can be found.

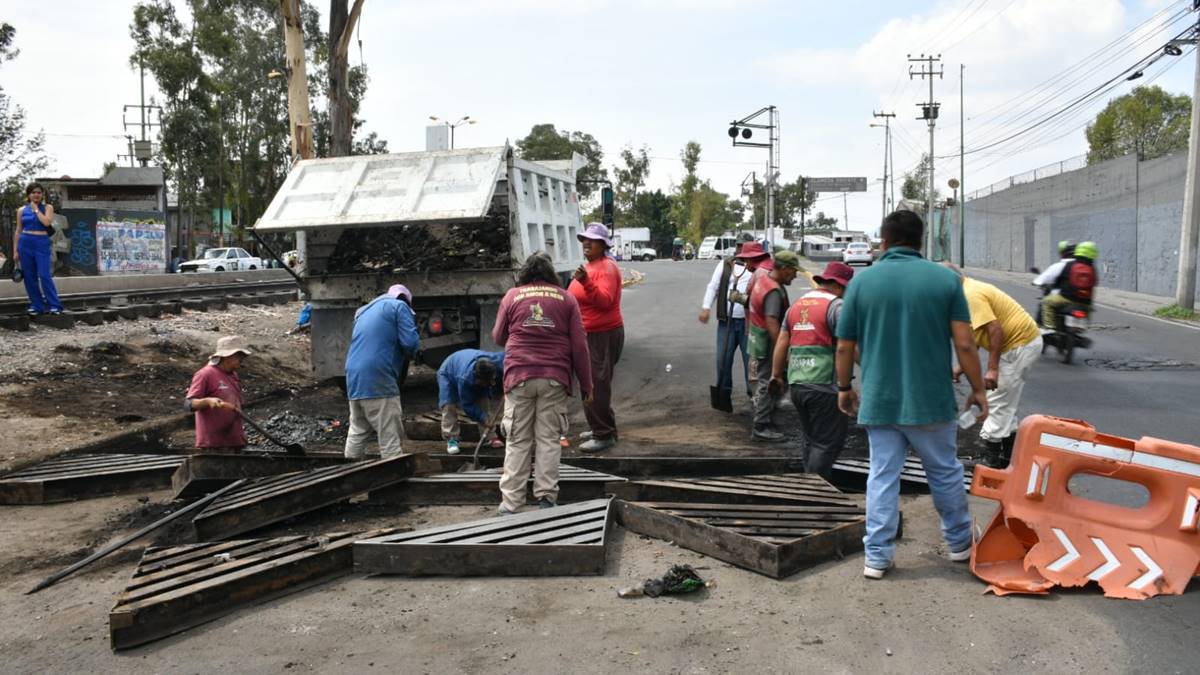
[606,473,853,507]
[0,454,185,504]
[615,500,866,579]
[192,455,416,540]
[171,453,350,500]
[831,456,973,493]
[109,529,394,650]
[354,498,613,576]
[368,464,625,505]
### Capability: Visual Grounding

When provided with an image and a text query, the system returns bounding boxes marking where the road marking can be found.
[1086,537,1120,581]
[1046,527,1080,572]
[1128,546,1164,590]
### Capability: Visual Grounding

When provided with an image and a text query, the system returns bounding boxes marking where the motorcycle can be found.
[1030,266,1092,364]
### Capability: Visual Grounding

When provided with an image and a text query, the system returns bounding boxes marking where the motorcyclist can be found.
[1041,241,1097,329]
[1032,241,1075,326]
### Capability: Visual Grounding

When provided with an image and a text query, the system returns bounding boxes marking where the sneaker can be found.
[446,439,460,455]
[538,498,556,509]
[579,430,594,441]
[751,427,786,443]
[490,438,505,449]
[948,546,972,563]
[497,506,518,516]
[49,309,62,315]
[579,437,616,453]
[26,309,38,316]
[863,563,892,579]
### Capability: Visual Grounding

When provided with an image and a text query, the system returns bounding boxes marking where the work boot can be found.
[1000,434,1017,466]
[981,441,1004,469]
[751,427,786,443]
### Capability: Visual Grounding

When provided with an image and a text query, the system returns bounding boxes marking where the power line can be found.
[936,0,1018,55]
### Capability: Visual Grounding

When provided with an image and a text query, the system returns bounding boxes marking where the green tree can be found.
[515,123,607,198]
[669,141,702,239]
[901,153,939,203]
[805,211,838,232]
[1086,85,1191,163]
[613,144,649,218]
[634,189,675,250]
[0,22,51,241]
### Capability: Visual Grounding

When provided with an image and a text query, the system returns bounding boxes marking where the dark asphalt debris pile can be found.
[326,218,512,273]
[245,411,346,449]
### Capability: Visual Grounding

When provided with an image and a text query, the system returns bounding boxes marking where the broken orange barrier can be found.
[969,415,1200,600]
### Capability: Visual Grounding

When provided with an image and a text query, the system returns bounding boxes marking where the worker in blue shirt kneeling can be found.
[437,349,505,454]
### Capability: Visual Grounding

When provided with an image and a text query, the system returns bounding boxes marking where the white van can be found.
[697,235,739,260]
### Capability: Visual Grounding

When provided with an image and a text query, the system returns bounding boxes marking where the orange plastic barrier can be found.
[970,415,1200,600]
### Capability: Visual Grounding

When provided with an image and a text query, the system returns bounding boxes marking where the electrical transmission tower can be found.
[909,53,942,256]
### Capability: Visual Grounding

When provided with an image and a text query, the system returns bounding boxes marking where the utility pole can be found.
[959,63,966,267]
[872,111,895,221]
[728,105,778,247]
[842,192,849,230]
[909,53,942,256]
[279,0,314,162]
[1177,5,1200,310]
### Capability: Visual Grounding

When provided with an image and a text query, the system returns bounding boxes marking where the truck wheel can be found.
[249,265,257,270]
[214,266,225,272]
[642,254,653,262]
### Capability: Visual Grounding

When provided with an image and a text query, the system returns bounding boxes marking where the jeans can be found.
[17,234,63,313]
[789,386,848,479]
[715,318,750,397]
[863,422,972,569]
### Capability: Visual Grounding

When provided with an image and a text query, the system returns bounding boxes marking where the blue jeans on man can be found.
[715,317,750,397]
[864,421,973,570]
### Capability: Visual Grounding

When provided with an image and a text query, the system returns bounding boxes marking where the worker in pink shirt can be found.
[186,335,252,452]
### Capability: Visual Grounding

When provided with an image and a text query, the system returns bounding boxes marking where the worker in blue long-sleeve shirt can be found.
[343,284,420,460]
[437,349,505,454]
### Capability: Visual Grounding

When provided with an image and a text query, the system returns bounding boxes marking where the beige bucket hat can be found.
[208,335,253,365]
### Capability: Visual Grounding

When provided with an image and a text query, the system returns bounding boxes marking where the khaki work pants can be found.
[441,401,501,440]
[344,396,405,459]
[980,337,1043,442]
[498,378,567,511]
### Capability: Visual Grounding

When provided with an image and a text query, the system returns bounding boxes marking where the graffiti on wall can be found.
[96,218,166,274]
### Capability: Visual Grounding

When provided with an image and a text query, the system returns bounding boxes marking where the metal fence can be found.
[966,154,1087,201]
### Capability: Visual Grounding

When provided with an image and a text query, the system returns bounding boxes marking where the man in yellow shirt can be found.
[944,264,1043,468]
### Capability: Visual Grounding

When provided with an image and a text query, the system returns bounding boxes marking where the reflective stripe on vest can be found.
[747,270,781,359]
[786,290,836,385]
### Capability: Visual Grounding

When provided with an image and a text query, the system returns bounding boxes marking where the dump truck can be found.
[254,145,587,383]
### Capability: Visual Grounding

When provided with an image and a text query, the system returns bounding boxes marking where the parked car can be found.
[841,242,874,266]
[179,247,263,272]
[631,246,658,261]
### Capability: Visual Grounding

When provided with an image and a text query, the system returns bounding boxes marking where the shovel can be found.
[238,409,305,455]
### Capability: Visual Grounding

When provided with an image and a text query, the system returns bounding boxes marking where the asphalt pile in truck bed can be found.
[326,219,512,273]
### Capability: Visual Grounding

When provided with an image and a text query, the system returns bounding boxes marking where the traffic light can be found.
[601,186,615,226]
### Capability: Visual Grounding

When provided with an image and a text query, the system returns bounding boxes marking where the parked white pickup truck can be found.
[180,247,264,273]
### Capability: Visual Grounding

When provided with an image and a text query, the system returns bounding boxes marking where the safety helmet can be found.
[1057,240,1074,256]
[1073,241,1098,261]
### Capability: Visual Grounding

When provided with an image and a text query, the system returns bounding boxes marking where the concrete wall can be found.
[963,152,1197,296]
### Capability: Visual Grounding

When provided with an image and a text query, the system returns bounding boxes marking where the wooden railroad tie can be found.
[191,454,418,540]
[109,529,396,650]
[0,454,185,505]
[354,498,615,577]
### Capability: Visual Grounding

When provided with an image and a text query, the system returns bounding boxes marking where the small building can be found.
[829,230,869,245]
[38,167,168,276]
[800,234,838,258]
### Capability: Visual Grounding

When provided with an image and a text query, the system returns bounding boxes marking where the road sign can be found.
[807,177,868,193]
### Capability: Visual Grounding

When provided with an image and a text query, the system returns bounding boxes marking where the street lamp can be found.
[429,115,475,149]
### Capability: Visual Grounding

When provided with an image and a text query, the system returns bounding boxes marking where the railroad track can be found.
[0,278,300,331]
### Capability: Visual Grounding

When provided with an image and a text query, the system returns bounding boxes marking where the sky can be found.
[4,0,1196,235]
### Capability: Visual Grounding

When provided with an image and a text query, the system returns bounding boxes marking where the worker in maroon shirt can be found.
[186,335,251,452]
[568,223,624,453]
[492,252,593,514]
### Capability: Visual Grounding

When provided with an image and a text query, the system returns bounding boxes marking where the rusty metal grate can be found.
[0,454,185,504]
[368,464,625,505]
[354,498,614,576]
[606,472,853,507]
[109,529,395,650]
[171,453,350,500]
[831,456,973,493]
[616,499,866,579]
[192,455,416,540]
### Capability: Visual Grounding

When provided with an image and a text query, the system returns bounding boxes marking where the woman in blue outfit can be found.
[13,182,63,315]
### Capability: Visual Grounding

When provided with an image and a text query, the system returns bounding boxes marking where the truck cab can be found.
[253,145,585,382]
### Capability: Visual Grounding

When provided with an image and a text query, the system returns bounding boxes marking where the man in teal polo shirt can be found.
[834,210,989,580]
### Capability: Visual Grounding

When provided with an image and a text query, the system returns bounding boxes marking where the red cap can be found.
[735,241,770,260]
[813,261,854,288]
